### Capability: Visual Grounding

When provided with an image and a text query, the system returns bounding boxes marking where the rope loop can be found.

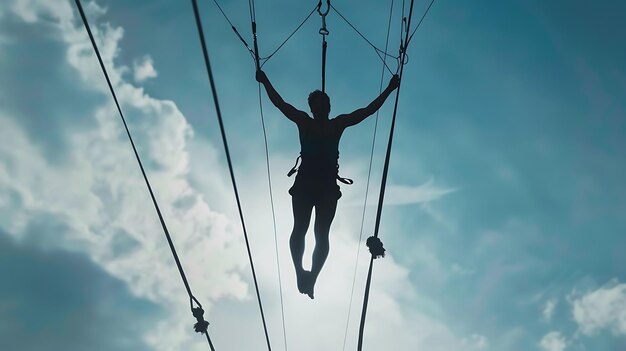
[366,236,386,259]
[395,42,409,73]
[317,0,330,17]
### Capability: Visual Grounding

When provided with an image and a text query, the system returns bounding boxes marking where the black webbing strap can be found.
[252,21,260,69]
[321,38,328,92]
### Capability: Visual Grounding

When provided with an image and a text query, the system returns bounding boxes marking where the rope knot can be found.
[192,306,210,334]
[366,236,385,259]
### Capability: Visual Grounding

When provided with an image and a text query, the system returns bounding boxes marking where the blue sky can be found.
[1,0,626,350]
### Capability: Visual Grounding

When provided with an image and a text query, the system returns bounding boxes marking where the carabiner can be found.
[317,0,330,35]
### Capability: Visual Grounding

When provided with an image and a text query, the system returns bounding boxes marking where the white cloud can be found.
[451,263,475,276]
[543,298,558,322]
[134,55,158,83]
[379,178,455,206]
[4,1,246,349]
[11,0,74,24]
[539,331,567,351]
[462,333,489,350]
[341,177,455,208]
[571,280,626,336]
[0,1,479,351]
[84,0,107,18]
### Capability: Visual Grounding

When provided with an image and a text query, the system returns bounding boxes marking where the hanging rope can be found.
[356,0,416,349]
[256,84,289,351]
[247,1,289,349]
[73,0,215,349]
[341,1,394,350]
[317,0,330,92]
[190,1,272,350]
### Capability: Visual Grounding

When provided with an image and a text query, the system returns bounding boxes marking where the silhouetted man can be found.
[256,70,399,299]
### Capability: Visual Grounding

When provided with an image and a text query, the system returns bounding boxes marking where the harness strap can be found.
[337,176,354,185]
[286,155,353,185]
[287,155,301,177]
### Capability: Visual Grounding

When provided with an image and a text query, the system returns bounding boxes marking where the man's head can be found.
[308,90,330,118]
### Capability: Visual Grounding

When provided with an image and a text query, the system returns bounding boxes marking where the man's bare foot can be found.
[297,270,309,294]
[305,272,316,299]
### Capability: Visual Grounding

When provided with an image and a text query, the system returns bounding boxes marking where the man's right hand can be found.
[256,70,268,83]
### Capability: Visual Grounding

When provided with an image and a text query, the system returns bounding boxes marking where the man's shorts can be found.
[289,174,341,205]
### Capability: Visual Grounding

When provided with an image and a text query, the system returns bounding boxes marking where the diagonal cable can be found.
[209,0,316,70]
[190,0,272,350]
[355,0,436,347]
[210,0,257,62]
[260,4,319,66]
[73,0,215,349]
[329,3,397,74]
[407,0,437,47]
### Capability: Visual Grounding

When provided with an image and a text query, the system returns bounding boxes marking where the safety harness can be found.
[287,154,354,185]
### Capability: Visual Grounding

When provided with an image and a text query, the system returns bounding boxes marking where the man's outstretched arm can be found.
[256,70,309,124]
[336,75,400,128]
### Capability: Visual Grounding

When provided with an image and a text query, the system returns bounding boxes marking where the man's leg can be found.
[308,197,338,298]
[290,194,314,294]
